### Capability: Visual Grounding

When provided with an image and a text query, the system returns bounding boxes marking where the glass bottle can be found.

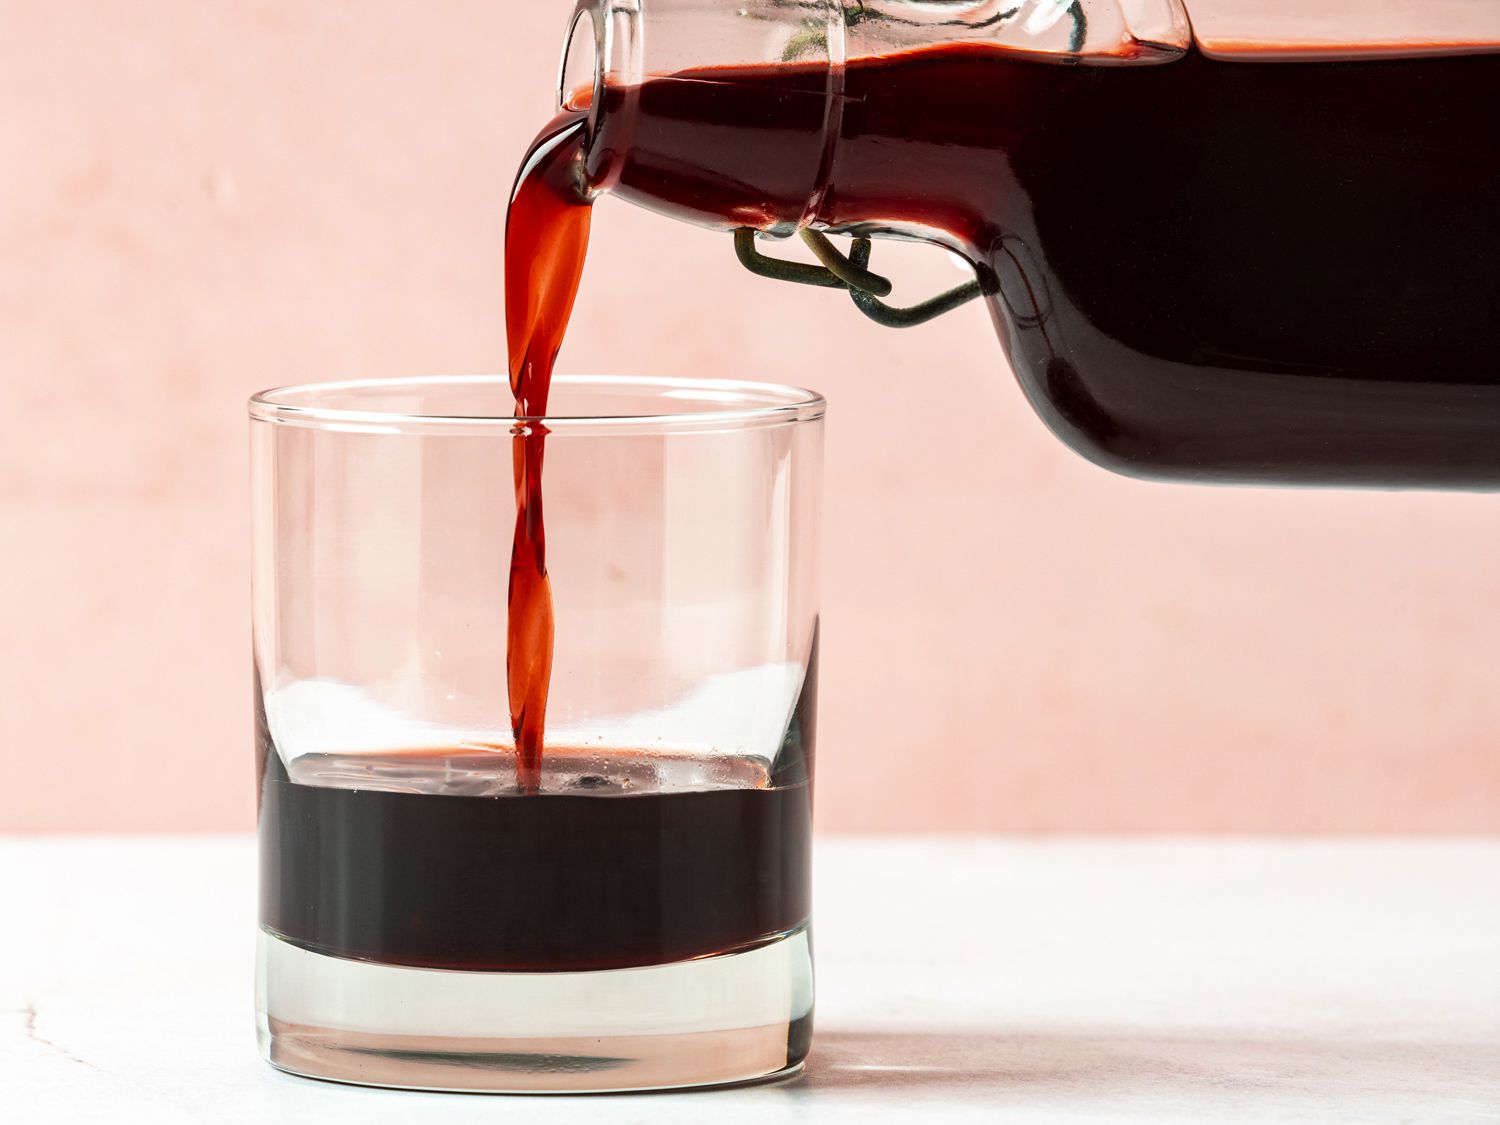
[557,0,1500,488]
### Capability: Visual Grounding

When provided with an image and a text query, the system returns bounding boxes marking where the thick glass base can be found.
[255,926,814,1093]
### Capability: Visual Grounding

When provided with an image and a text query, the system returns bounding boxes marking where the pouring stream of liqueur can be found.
[503,111,590,792]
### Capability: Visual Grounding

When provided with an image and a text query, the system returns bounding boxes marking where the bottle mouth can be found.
[557,0,643,192]
[558,3,602,121]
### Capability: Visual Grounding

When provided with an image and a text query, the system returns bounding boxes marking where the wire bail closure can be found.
[733,228,984,328]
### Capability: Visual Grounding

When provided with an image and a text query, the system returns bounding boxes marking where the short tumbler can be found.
[250,375,824,1092]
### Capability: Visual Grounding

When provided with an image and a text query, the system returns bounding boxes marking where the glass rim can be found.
[248,375,826,436]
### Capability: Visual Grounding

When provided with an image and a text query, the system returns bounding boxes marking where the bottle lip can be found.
[559,0,645,193]
[558,1,603,127]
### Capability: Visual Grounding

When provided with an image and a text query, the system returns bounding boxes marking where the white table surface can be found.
[3,836,1498,1123]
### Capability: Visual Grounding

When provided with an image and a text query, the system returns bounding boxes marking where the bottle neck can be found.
[557,0,1193,235]
[562,0,845,233]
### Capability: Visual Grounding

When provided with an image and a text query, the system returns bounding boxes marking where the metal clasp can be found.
[733,228,985,329]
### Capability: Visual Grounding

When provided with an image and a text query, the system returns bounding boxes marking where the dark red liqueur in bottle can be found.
[601,44,1500,488]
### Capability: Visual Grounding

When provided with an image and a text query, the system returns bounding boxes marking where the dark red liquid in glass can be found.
[258,752,812,973]
[601,45,1500,488]
[257,664,816,971]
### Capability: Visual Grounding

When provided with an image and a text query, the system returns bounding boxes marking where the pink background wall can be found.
[3,1,1497,833]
